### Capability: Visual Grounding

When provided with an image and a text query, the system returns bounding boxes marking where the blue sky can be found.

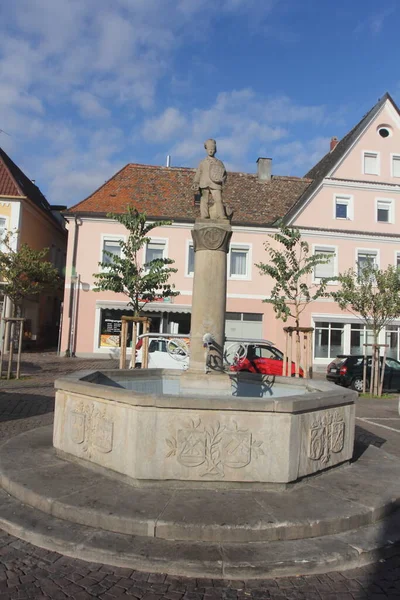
[0,0,399,206]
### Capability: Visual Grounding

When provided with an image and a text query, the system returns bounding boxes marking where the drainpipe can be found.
[65,216,81,357]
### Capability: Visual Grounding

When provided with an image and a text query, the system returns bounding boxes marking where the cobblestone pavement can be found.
[1,352,400,599]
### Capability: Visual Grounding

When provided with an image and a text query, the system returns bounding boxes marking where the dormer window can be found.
[363,151,379,175]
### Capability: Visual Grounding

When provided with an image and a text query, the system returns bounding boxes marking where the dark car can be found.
[326,354,400,392]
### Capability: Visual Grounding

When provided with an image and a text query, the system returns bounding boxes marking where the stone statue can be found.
[192,139,227,219]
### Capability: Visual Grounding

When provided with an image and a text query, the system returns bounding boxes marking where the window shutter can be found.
[393,157,400,177]
[364,153,378,174]
[315,249,335,278]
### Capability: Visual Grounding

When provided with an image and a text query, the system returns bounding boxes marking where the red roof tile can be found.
[67,164,312,226]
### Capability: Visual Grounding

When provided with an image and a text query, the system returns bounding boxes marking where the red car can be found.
[230,343,304,377]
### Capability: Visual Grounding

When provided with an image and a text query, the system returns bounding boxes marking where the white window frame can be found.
[356,248,380,276]
[228,243,252,281]
[362,150,380,176]
[391,153,400,178]
[333,194,353,220]
[375,198,394,224]
[144,237,168,265]
[0,216,9,251]
[99,234,126,270]
[185,239,194,278]
[312,244,338,284]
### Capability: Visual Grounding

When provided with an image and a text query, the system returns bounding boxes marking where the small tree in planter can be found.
[256,224,331,377]
[93,207,178,365]
[330,259,400,396]
[0,231,60,377]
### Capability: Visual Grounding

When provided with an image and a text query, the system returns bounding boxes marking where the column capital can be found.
[191,218,232,253]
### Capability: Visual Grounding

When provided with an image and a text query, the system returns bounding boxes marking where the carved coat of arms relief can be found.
[68,401,114,456]
[308,410,345,464]
[166,418,264,478]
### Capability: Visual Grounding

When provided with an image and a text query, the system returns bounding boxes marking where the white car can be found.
[136,337,189,370]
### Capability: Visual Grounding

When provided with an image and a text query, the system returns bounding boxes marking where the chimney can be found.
[330,137,339,152]
[166,155,171,167]
[257,157,272,181]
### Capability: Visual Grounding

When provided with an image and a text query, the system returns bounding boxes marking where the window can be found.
[334,195,352,220]
[376,199,392,223]
[392,155,400,178]
[229,246,250,278]
[314,247,336,280]
[314,322,344,358]
[396,253,400,269]
[350,323,373,355]
[187,243,195,276]
[363,152,379,175]
[102,239,122,265]
[378,127,391,138]
[145,240,165,263]
[357,250,377,276]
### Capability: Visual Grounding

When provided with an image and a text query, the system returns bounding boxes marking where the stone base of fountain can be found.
[1,424,400,578]
[52,369,356,486]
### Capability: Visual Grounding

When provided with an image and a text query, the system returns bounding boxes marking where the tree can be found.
[93,207,178,316]
[330,259,400,395]
[256,224,332,375]
[0,232,60,317]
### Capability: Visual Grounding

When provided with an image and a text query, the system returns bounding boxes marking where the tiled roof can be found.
[284,92,398,224]
[67,164,312,226]
[0,147,65,229]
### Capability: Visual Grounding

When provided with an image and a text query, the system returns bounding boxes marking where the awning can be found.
[142,303,191,314]
[95,300,191,315]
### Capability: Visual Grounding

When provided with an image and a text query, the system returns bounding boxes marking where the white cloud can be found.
[142,108,188,143]
[72,92,110,119]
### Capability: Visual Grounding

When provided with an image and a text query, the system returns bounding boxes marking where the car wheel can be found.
[351,377,368,392]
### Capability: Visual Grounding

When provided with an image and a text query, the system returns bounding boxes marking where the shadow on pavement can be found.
[0,392,54,423]
[353,424,386,460]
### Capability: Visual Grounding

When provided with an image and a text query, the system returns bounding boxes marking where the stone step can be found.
[2,426,400,544]
[1,485,400,579]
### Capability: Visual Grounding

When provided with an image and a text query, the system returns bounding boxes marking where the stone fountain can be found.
[2,140,398,579]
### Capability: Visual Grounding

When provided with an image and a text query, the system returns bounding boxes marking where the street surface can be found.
[1,352,400,599]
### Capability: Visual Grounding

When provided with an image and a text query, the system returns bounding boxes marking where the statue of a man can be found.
[192,139,227,219]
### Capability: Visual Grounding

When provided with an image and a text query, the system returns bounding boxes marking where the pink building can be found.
[61,92,400,370]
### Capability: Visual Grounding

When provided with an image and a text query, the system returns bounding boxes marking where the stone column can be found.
[189,218,232,372]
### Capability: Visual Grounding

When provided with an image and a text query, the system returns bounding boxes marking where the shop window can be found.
[314,322,344,358]
[350,323,374,355]
[229,246,249,278]
[386,325,400,360]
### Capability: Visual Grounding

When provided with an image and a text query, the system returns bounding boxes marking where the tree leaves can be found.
[256,224,331,327]
[93,207,178,315]
[330,260,400,343]
[0,231,60,315]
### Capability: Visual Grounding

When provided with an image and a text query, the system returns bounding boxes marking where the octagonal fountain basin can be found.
[54,369,356,487]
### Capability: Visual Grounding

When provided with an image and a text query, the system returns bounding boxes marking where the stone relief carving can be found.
[69,401,114,456]
[191,225,232,253]
[308,410,345,464]
[166,418,264,477]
